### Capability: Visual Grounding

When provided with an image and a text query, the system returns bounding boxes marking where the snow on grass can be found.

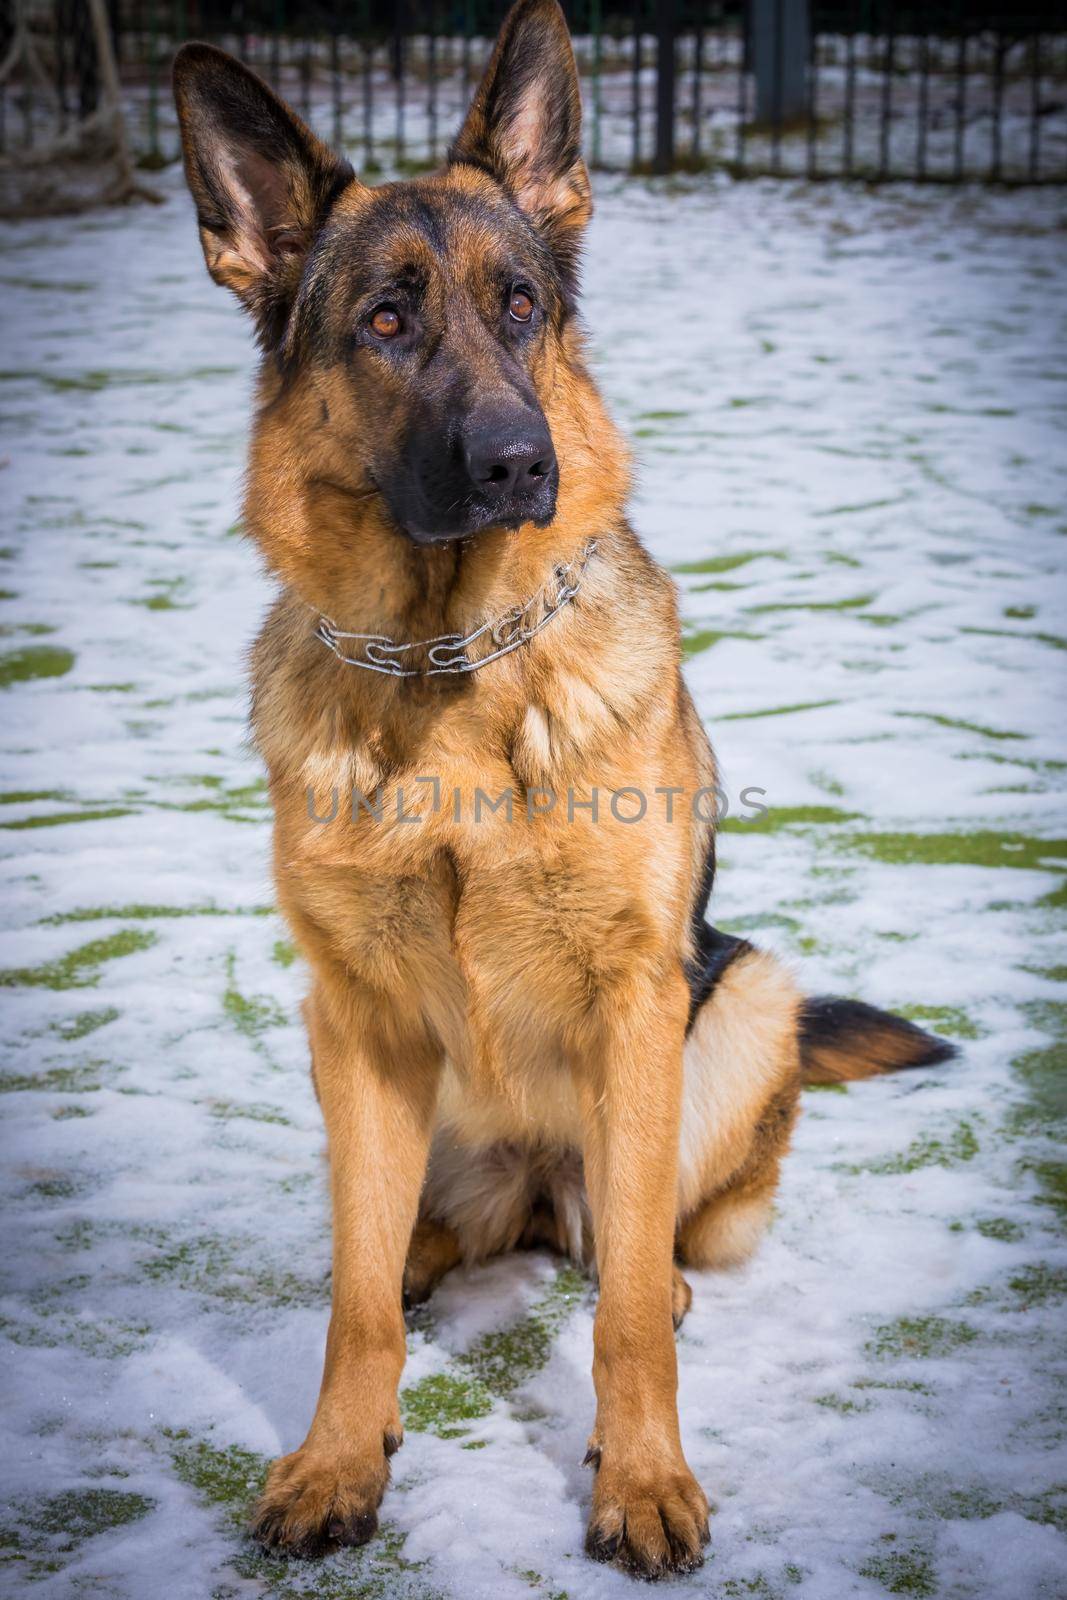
[0,169,1065,1599]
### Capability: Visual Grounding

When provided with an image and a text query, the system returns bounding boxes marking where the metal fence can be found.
[4,0,1067,183]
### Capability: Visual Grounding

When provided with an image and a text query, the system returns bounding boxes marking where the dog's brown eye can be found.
[509,288,534,323]
[370,307,401,338]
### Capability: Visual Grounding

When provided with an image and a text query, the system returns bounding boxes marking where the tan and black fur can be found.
[173,5,953,1579]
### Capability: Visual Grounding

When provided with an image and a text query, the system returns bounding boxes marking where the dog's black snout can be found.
[464,421,556,501]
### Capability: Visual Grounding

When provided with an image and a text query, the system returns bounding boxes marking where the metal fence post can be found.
[751,0,808,124]
[653,0,676,173]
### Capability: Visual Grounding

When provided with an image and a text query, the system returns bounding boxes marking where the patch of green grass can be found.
[853,1378,932,1395]
[842,830,1067,872]
[681,626,760,657]
[272,938,297,968]
[717,698,841,722]
[719,1578,780,1598]
[858,1545,937,1597]
[135,594,187,612]
[0,364,239,393]
[53,1006,120,1040]
[399,1264,590,1435]
[672,550,785,576]
[0,1062,103,1094]
[1005,1262,1067,1308]
[458,1263,588,1399]
[401,1373,494,1439]
[223,952,288,1040]
[976,1216,1025,1243]
[0,807,135,831]
[142,1230,325,1308]
[159,773,270,824]
[747,592,877,616]
[26,1173,86,1201]
[0,621,56,639]
[866,1315,979,1361]
[1022,1158,1067,1215]
[813,1392,871,1415]
[166,1431,267,1529]
[815,496,906,518]
[0,928,156,990]
[41,901,272,925]
[51,1104,91,1121]
[0,1309,150,1359]
[1009,1027,1067,1135]
[901,1478,1067,1532]
[861,1119,979,1175]
[961,625,1066,652]
[895,710,1026,742]
[210,1099,290,1126]
[0,644,74,687]
[720,804,861,834]
[896,1004,982,1040]
[7,1484,154,1548]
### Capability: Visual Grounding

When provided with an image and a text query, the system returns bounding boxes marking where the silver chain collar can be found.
[314,539,598,677]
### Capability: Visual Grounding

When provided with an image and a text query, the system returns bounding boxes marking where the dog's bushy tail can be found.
[798,996,956,1085]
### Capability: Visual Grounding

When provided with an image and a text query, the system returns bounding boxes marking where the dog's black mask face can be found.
[174,1,591,545]
[295,180,564,545]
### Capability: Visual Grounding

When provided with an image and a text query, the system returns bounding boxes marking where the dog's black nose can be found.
[464,422,556,501]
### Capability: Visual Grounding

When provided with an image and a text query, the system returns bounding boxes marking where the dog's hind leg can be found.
[675,931,956,1271]
[676,942,803,1271]
[671,1264,693,1329]
[403,1218,462,1309]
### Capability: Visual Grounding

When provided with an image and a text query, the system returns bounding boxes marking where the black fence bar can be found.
[691,8,703,162]
[654,0,676,173]
[771,0,782,174]
[843,0,855,177]
[631,0,642,170]
[954,5,967,181]
[363,31,374,170]
[990,26,1004,182]
[735,4,747,171]
[916,24,928,181]
[1030,30,1041,181]
[879,0,895,181]
[393,1,405,164]
[806,14,816,180]
[330,21,341,151]
[430,12,439,162]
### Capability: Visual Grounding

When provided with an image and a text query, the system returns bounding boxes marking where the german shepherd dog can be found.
[173,2,952,1578]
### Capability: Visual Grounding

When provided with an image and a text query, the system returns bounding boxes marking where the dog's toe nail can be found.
[582,1445,601,1469]
[585,1530,620,1564]
[342,1511,378,1546]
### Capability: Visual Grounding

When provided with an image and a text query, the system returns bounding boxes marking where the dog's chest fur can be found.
[255,595,700,1142]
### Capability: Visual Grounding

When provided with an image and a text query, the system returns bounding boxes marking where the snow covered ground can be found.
[1,169,1065,1600]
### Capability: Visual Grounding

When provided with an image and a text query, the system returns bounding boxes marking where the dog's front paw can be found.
[585,1457,710,1580]
[251,1430,400,1558]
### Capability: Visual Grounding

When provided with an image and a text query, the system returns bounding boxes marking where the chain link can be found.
[315,540,599,677]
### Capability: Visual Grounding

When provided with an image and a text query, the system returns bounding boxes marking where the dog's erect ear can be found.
[450,0,591,281]
[173,43,354,344]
